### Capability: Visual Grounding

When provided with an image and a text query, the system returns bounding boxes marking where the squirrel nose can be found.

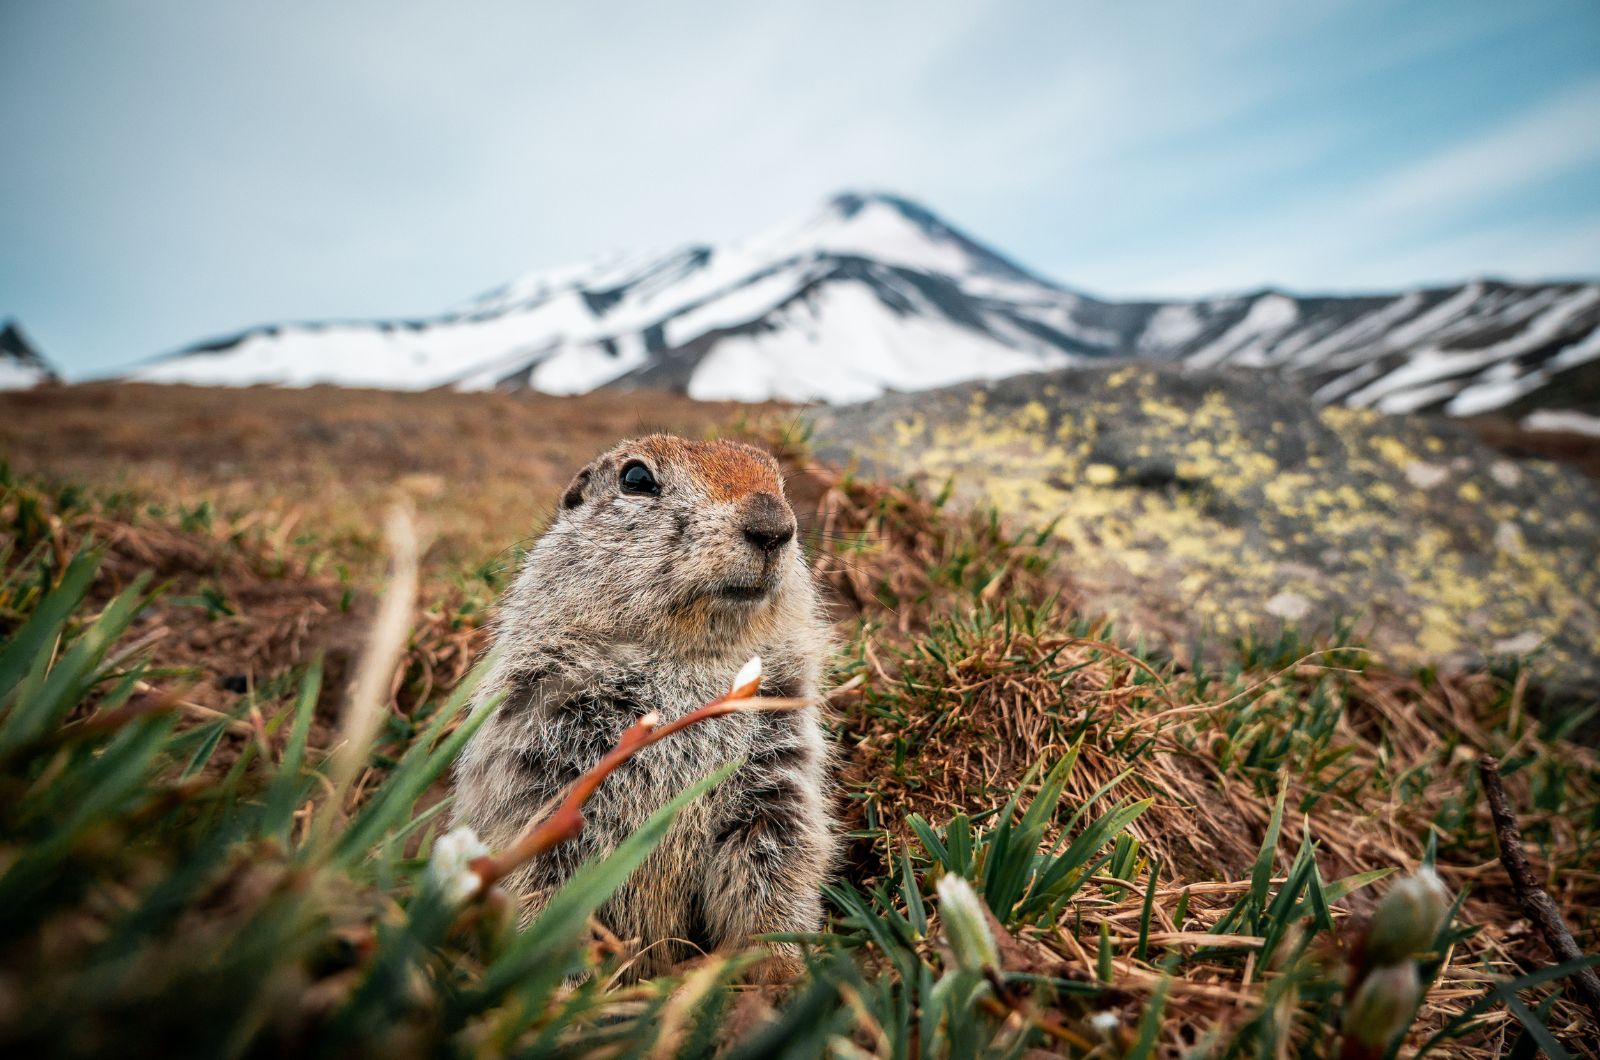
[741,492,796,553]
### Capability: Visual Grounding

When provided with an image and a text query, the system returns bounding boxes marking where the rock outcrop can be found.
[813,363,1600,697]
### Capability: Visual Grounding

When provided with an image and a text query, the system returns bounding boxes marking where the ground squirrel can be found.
[453,434,836,979]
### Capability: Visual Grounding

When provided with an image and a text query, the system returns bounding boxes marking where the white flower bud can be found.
[937,874,1000,974]
[427,824,489,905]
[731,655,762,696]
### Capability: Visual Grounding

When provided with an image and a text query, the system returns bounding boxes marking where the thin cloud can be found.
[1115,78,1600,296]
[2,0,1597,375]
[1358,77,1600,221]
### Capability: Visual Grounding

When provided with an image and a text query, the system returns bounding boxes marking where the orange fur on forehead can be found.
[623,435,784,502]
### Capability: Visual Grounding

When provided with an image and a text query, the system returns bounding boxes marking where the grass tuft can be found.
[0,413,1596,1056]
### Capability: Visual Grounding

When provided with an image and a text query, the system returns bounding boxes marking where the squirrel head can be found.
[534,434,811,653]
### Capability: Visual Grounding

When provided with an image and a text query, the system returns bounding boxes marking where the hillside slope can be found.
[128,193,1600,419]
[813,363,1600,698]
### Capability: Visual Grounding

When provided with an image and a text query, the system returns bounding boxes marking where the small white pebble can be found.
[1404,461,1449,489]
[1493,521,1525,555]
[1265,591,1312,621]
[1089,1010,1121,1037]
[1491,631,1543,656]
[1490,460,1522,489]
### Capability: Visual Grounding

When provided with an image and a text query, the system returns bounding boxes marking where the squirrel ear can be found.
[559,463,596,510]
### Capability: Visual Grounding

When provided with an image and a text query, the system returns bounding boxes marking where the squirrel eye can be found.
[619,461,660,496]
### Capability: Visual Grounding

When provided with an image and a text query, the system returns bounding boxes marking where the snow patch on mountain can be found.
[1137,304,1207,353]
[685,280,1069,403]
[124,192,1600,417]
[1524,409,1600,437]
[130,192,1085,401]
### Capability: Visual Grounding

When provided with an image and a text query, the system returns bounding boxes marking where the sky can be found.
[3,1,1599,379]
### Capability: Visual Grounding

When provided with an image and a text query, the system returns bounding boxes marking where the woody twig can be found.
[1479,755,1600,1029]
[467,658,806,898]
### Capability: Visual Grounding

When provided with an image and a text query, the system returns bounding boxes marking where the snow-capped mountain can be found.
[1129,281,1600,421]
[0,320,59,391]
[132,193,1081,404]
[128,193,1600,419]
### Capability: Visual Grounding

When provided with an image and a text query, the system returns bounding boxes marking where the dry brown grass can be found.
[1,382,782,578]
[766,441,1600,1055]
[3,386,1598,1054]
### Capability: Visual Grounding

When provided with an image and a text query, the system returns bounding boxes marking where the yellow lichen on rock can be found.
[817,365,1600,692]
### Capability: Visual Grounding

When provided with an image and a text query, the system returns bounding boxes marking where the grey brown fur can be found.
[453,434,836,979]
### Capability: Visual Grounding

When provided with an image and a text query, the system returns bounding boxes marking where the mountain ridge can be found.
[0,320,59,391]
[127,192,1600,422]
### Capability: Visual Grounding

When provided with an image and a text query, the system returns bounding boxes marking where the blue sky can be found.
[3,0,1598,378]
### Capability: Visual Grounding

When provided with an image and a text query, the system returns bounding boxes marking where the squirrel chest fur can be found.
[453,434,836,978]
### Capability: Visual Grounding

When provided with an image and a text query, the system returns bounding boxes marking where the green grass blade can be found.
[1248,778,1289,923]
[466,759,740,1012]
[900,847,928,939]
[330,685,503,864]
[0,574,147,758]
[1136,861,1159,962]
[1415,955,1600,1056]
[261,660,322,843]
[0,548,100,702]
